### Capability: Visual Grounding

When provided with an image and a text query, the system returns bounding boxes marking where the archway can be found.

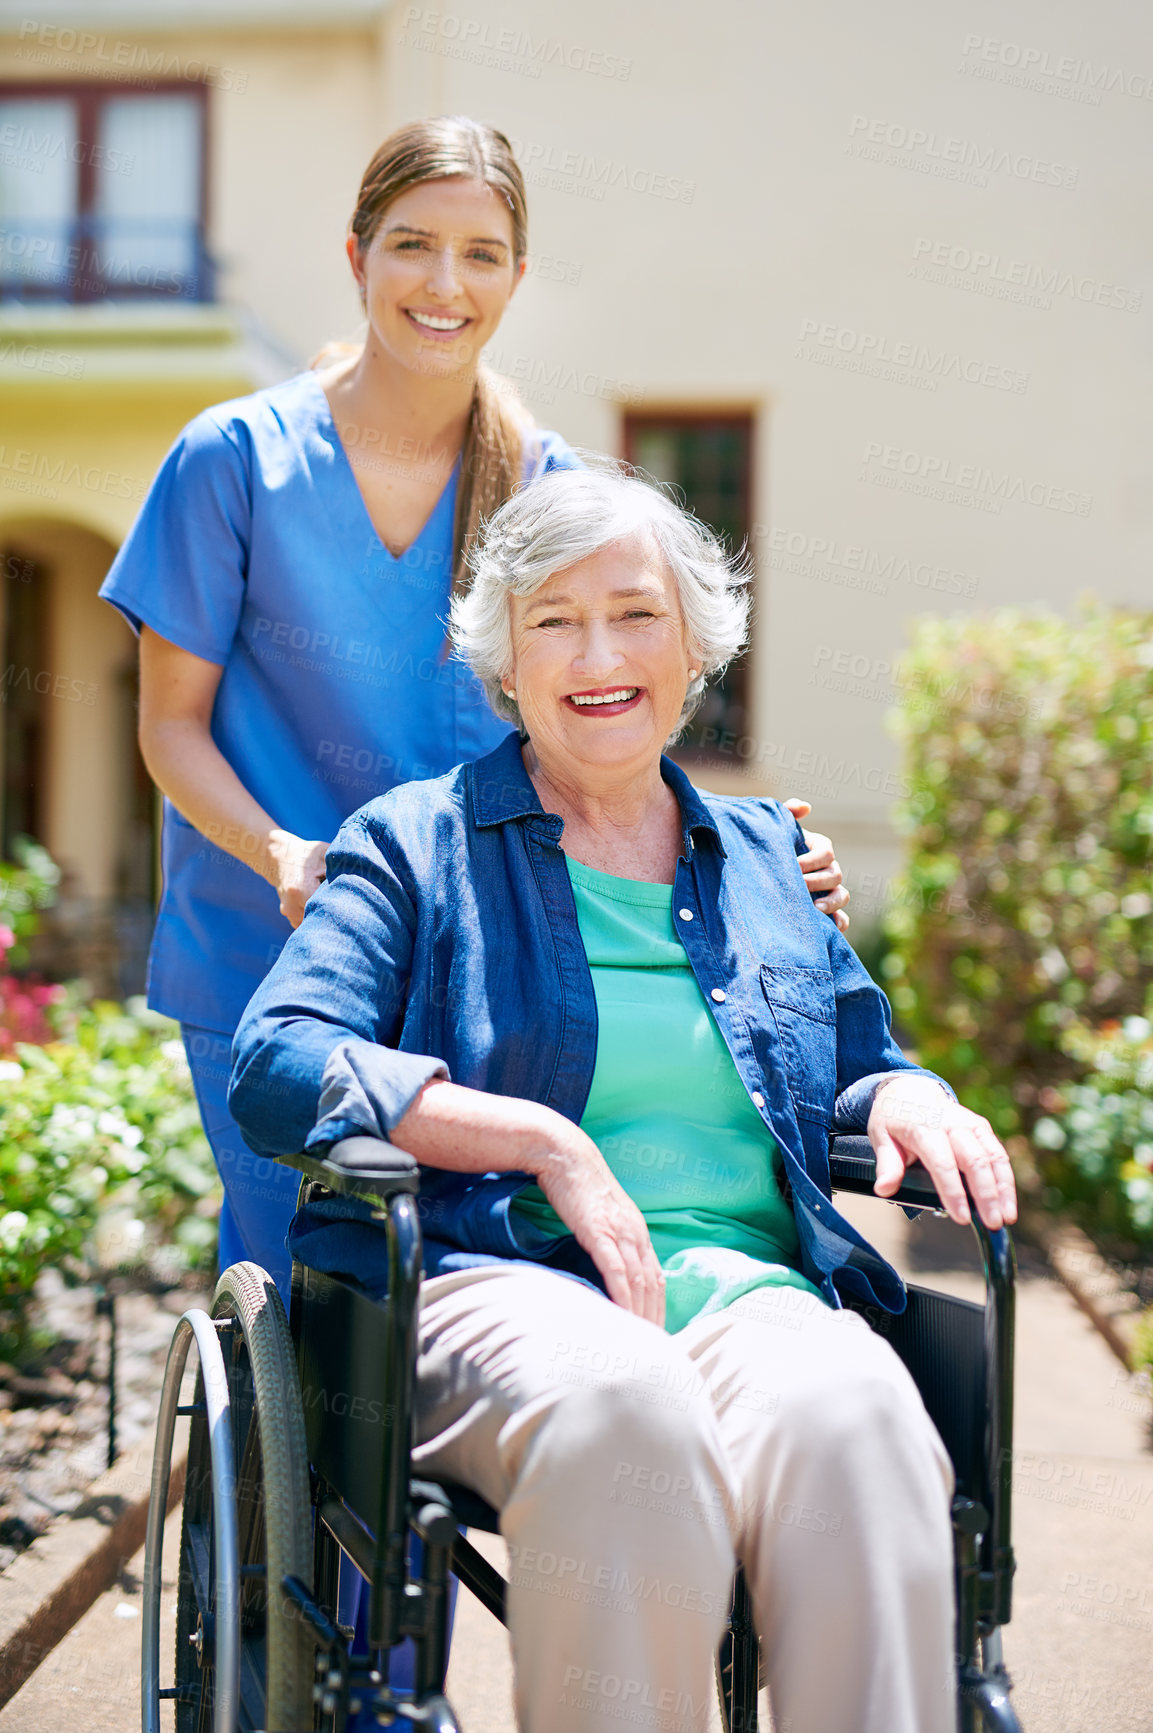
[0,514,152,996]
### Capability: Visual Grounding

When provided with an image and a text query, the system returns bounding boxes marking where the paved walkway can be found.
[2,1197,1150,1731]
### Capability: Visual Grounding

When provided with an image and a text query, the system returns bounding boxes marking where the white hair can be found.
[449,460,751,739]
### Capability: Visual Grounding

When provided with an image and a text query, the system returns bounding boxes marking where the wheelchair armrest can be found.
[828,1133,943,1211]
[277,1136,420,1204]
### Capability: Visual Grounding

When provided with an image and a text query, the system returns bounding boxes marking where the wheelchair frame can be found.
[142,1134,1021,1732]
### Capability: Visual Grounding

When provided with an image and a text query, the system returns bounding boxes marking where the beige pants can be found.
[413,1263,956,1733]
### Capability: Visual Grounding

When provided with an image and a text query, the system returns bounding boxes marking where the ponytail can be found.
[453,365,538,594]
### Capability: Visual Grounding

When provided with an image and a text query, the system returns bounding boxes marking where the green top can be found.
[510,855,824,1333]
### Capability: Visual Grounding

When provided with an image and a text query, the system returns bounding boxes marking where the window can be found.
[0,83,211,302]
[1,550,46,855]
[623,412,754,756]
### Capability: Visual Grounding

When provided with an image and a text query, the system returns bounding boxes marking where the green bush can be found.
[882,605,1153,1247]
[1131,1305,1153,1378]
[1031,1014,1153,1240]
[0,997,220,1359]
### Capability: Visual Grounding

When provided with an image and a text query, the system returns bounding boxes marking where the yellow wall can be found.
[41,522,129,902]
[0,382,241,546]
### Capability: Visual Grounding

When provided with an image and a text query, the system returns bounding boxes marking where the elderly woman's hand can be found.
[390,1082,666,1325]
[868,1075,1018,1231]
[784,800,850,933]
[536,1124,666,1326]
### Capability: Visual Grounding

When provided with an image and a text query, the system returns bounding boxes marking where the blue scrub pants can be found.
[181,1023,301,1300]
[181,1023,455,1714]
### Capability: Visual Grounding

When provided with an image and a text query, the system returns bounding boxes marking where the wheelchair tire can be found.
[174,1262,314,1733]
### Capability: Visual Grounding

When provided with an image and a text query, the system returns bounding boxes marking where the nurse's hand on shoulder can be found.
[868,1073,1018,1232]
[267,830,328,928]
[784,798,851,932]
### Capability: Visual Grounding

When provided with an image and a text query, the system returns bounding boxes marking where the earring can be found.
[506,688,517,700]
[688,669,699,680]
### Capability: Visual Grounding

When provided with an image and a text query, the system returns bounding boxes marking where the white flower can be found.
[0,1060,23,1084]
[110,1141,146,1174]
[1032,1117,1066,1150]
[0,1210,29,1251]
[1122,1016,1151,1043]
[48,1103,97,1144]
[90,1208,147,1270]
[96,1110,139,1143]
[1120,893,1153,920]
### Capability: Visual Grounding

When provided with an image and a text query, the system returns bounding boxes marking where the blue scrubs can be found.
[101,368,577,1289]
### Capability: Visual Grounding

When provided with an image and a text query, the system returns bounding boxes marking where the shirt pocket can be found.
[760,963,837,1126]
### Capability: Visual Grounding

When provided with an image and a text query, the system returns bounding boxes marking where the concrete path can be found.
[2,1198,1149,1732]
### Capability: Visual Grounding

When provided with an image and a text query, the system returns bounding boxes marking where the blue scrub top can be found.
[100,368,578,1033]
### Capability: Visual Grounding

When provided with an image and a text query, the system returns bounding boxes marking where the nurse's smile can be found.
[405,308,472,339]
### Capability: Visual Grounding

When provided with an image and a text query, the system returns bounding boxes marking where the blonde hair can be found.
[317,116,536,593]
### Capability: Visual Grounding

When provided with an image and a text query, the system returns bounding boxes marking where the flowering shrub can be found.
[0,997,220,1358]
[881,606,1153,1248]
[1030,1015,1153,1242]
[0,838,63,1048]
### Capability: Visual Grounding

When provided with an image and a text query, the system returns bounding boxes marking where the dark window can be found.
[1,549,47,854]
[623,412,754,757]
[0,82,212,302]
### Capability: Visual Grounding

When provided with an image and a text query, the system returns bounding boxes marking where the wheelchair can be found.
[141,1134,1021,1732]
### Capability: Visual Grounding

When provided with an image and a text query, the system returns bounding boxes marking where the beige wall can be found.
[207,28,388,360]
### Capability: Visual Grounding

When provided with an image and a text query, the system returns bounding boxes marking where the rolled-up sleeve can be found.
[229,813,448,1158]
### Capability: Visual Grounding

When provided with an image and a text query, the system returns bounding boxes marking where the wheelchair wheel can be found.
[173,1263,314,1732]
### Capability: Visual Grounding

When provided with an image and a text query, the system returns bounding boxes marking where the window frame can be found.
[0,78,212,303]
[622,406,757,764]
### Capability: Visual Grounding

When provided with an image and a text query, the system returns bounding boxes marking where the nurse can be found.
[100,115,848,1296]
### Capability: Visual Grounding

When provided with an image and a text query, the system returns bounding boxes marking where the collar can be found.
[468,731,726,857]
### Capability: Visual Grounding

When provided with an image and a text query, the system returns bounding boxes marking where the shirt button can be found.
[678,908,694,921]
[710,988,726,1004]
[751,1091,765,1109]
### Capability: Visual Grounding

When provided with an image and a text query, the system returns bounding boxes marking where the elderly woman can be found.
[229,466,1017,1733]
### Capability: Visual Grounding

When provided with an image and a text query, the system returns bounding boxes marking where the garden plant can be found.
[878,604,1153,1259]
[0,841,219,1360]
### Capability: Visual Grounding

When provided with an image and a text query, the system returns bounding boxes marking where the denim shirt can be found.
[229,732,950,1313]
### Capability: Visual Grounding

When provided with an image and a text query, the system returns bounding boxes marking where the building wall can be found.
[0,377,246,545]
